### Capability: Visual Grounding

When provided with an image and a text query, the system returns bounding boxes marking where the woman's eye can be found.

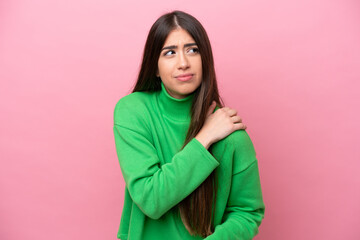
[164,50,175,56]
[189,48,199,53]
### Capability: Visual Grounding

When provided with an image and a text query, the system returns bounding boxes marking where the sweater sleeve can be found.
[205,130,265,240]
[113,100,219,220]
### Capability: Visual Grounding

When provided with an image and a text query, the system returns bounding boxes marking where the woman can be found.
[113,10,265,240]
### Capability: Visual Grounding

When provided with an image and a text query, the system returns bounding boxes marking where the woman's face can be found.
[157,28,202,99]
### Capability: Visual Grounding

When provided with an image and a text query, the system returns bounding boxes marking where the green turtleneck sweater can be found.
[113,81,265,240]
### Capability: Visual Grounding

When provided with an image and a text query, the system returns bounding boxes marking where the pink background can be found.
[1,0,359,239]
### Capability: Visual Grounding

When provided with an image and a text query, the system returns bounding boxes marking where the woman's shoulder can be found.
[228,130,255,150]
[113,91,154,126]
[213,106,254,150]
[214,104,257,173]
[115,91,152,107]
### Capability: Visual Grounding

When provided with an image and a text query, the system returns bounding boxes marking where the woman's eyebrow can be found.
[161,43,197,51]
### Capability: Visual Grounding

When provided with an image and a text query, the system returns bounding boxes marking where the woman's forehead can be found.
[163,28,196,46]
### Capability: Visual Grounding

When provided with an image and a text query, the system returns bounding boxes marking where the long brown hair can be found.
[131,10,225,238]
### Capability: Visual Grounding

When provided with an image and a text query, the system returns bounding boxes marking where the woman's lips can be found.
[176,74,193,82]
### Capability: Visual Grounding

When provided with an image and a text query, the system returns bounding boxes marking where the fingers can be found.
[223,108,237,117]
[211,104,245,130]
[220,106,237,116]
[231,115,242,123]
[234,122,247,130]
[231,115,246,130]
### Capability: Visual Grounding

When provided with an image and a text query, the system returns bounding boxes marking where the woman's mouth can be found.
[176,74,193,82]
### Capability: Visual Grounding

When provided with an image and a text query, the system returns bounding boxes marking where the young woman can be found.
[113,10,265,240]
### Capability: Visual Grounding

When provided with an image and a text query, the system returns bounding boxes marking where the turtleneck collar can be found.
[157,81,194,122]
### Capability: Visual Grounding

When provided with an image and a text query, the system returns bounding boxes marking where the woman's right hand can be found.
[195,101,247,149]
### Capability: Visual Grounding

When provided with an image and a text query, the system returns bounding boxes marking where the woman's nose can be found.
[178,51,190,69]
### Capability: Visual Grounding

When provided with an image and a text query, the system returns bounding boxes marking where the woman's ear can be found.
[156,70,159,77]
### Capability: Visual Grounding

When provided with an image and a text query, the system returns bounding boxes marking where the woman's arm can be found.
[113,99,219,220]
[205,130,265,240]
